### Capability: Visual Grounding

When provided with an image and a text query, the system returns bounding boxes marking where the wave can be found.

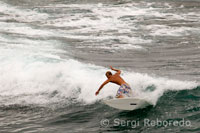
[0,0,199,108]
[0,56,198,107]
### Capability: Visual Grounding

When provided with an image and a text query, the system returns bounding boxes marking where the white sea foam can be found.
[0,21,55,37]
[0,1,48,23]
[0,56,198,106]
[42,2,199,50]
[146,25,198,36]
[44,3,154,48]
[98,43,144,50]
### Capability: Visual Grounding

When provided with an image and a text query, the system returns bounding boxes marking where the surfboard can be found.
[103,97,150,110]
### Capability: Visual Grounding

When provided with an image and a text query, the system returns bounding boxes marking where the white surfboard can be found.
[103,97,151,110]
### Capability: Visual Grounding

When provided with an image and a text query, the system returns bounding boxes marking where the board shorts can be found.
[116,84,132,98]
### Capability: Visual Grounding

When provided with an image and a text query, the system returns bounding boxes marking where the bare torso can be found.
[108,73,127,86]
[95,66,130,97]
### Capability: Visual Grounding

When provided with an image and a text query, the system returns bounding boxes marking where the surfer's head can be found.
[105,71,112,78]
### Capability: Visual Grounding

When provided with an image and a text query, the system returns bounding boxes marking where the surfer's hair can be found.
[106,71,112,76]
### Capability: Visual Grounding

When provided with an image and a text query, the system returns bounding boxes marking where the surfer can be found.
[95,66,132,98]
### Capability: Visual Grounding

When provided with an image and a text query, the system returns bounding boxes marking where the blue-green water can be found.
[0,0,200,132]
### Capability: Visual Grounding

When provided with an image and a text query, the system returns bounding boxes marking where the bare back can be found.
[109,73,127,86]
[95,66,130,96]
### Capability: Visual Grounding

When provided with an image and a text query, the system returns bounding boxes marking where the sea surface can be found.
[0,0,200,132]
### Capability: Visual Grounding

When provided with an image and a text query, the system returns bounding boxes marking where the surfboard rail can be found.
[103,97,151,110]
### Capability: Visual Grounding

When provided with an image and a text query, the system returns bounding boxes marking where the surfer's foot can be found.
[116,95,124,98]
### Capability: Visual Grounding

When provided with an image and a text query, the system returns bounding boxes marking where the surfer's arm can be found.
[110,66,121,74]
[95,79,110,96]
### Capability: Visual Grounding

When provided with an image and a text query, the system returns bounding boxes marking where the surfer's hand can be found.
[110,66,113,70]
[95,91,99,96]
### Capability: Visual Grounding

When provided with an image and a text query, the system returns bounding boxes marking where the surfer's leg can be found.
[123,84,132,97]
[115,86,124,98]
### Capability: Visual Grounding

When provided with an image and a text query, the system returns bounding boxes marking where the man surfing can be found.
[95,66,133,98]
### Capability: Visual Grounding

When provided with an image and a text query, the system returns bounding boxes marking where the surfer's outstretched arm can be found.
[95,79,109,96]
[110,66,121,74]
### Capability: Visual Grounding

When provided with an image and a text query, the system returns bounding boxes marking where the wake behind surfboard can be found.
[103,98,151,110]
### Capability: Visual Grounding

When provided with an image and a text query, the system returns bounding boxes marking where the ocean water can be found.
[0,0,200,132]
